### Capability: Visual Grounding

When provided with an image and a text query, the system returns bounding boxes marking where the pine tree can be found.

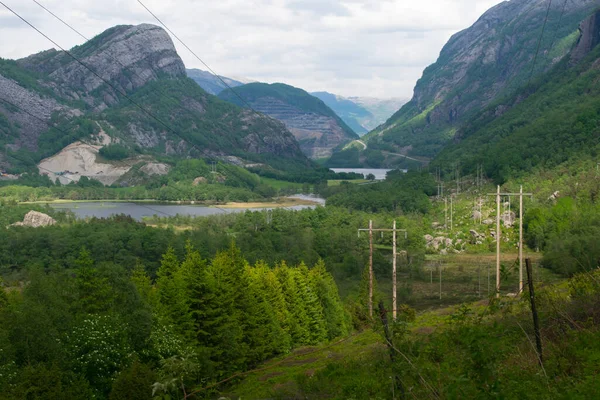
[309,259,349,340]
[275,262,311,346]
[204,246,246,376]
[74,248,114,314]
[243,263,289,364]
[255,262,292,353]
[155,247,191,338]
[295,262,328,344]
[130,260,156,308]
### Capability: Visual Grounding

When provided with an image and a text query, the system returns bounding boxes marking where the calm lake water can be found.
[49,196,323,221]
[331,168,401,180]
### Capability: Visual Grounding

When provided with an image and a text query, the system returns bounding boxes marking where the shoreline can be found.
[18,197,323,208]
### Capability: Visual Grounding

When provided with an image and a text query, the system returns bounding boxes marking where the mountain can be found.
[431,8,600,183]
[0,24,310,179]
[218,83,359,159]
[311,92,407,135]
[310,92,371,135]
[349,96,408,130]
[186,68,244,95]
[361,0,599,163]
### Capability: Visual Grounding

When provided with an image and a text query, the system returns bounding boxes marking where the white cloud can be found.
[0,0,503,98]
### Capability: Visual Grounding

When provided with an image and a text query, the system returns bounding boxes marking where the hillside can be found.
[432,9,600,183]
[186,68,244,95]
[345,0,599,166]
[218,83,359,159]
[0,24,310,180]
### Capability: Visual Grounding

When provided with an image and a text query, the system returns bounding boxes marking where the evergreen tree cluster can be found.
[0,244,349,399]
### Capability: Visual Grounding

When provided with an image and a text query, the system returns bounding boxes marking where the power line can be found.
[136,0,261,116]
[527,0,553,86]
[0,99,174,218]
[0,1,187,148]
[29,0,219,144]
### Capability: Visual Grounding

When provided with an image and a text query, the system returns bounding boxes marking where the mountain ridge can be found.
[218,82,358,159]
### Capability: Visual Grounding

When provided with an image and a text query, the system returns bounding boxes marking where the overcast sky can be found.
[0,0,503,98]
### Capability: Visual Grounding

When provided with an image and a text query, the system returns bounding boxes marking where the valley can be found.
[1,0,600,399]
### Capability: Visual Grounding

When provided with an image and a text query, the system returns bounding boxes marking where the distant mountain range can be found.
[311,92,407,136]
[186,68,245,95]
[218,83,358,159]
[0,24,310,179]
[186,69,405,138]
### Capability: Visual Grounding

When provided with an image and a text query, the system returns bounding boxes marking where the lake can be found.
[49,196,323,221]
[331,168,401,180]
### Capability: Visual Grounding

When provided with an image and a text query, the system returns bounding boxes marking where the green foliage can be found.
[323,170,436,213]
[99,143,131,160]
[109,359,156,400]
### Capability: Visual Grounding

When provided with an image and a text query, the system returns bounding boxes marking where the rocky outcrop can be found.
[219,83,358,159]
[371,0,599,159]
[571,9,600,63]
[10,211,56,228]
[18,24,185,108]
[0,75,79,151]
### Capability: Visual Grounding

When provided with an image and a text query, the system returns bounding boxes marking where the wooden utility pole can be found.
[392,220,397,320]
[526,258,543,365]
[358,222,407,320]
[444,197,448,231]
[369,220,373,318]
[450,196,453,232]
[488,186,532,296]
[496,185,500,297]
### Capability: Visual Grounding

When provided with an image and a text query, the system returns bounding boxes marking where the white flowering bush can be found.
[66,314,132,390]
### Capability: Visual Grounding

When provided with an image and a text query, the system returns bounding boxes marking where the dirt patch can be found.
[281,356,320,367]
[258,371,284,381]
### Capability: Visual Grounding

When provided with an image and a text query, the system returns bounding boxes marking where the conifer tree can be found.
[75,248,114,314]
[276,262,311,345]
[155,247,191,338]
[309,259,349,340]
[204,246,246,376]
[130,260,156,308]
[243,263,289,363]
[295,262,328,344]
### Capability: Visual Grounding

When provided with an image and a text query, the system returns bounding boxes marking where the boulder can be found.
[424,234,434,243]
[501,211,516,227]
[10,211,56,228]
[483,219,494,225]
[192,176,208,186]
[472,210,482,220]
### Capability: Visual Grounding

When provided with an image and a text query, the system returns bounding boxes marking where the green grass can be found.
[327,179,368,187]
[259,176,305,191]
[220,330,383,399]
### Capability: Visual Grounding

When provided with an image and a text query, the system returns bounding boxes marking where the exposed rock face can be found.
[140,162,170,176]
[1,24,310,174]
[18,24,185,107]
[244,96,352,159]
[10,211,56,228]
[38,141,132,185]
[219,83,358,159]
[370,0,599,159]
[0,75,78,152]
[571,9,600,63]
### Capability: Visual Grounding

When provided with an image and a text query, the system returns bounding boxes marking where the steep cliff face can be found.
[366,0,599,160]
[0,24,309,173]
[18,24,185,109]
[571,9,600,62]
[219,83,358,159]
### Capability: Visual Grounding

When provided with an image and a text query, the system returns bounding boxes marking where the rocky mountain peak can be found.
[18,23,185,105]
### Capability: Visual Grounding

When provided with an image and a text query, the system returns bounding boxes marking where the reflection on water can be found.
[49,200,321,221]
[331,168,401,180]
